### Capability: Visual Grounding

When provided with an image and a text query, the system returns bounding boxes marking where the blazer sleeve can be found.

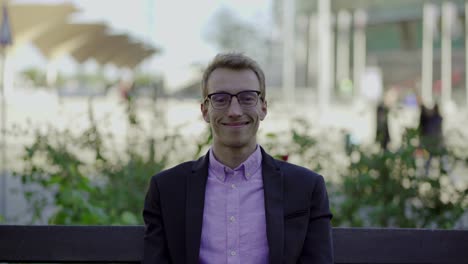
[299,175,334,264]
[142,176,171,264]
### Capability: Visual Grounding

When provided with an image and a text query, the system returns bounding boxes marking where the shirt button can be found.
[229,216,235,222]
[230,250,237,256]
[231,184,236,189]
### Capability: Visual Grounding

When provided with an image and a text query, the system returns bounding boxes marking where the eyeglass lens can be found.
[210,91,259,109]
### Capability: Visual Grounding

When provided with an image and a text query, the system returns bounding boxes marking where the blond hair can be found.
[201,52,266,100]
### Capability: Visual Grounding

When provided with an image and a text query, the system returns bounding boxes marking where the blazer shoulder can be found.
[151,159,197,185]
[276,159,324,184]
[262,148,324,184]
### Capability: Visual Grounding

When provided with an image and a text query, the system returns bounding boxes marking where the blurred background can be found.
[0,0,466,228]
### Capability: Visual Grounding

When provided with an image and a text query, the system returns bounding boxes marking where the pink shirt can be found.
[199,146,269,264]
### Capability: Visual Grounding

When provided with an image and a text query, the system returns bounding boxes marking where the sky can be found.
[13,0,273,90]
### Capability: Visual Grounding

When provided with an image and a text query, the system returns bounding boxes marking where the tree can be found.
[203,7,272,65]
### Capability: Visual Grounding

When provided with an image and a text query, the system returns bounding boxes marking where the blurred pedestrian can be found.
[376,101,390,150]
[418,103,445,174]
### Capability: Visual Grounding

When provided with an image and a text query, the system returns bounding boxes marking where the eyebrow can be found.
[209,90,260,94]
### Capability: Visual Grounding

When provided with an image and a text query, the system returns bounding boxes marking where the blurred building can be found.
[262,0,468,111]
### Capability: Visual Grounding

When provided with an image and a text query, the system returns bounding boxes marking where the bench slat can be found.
[0,226,467,263]
[333,228,468,263]
[0,225,144,263]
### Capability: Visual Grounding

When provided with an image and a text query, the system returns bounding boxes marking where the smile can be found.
[222,121,249,127]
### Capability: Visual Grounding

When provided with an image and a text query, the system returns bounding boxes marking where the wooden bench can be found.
[0,225,467,263]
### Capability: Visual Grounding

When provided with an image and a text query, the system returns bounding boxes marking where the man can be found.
[143,53,333,264]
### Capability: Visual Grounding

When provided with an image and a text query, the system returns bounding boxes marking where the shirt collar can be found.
[208,145,262,182]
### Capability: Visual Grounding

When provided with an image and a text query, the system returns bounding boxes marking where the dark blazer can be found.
[142,147,333,264]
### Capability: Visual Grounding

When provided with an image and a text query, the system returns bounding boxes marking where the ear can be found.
[259,100,267,121]
[201,102,210,123]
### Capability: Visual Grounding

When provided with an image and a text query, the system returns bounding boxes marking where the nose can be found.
[227,96,243,117]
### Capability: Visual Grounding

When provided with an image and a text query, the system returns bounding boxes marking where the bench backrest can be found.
[1,226,467,263]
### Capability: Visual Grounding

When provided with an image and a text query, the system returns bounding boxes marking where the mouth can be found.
[222,121,250,128]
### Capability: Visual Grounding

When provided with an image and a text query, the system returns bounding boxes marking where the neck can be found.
[212,144,257,169]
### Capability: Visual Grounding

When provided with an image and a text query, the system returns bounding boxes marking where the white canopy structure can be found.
[2,2,158,69]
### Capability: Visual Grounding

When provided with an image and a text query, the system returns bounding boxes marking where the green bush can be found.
[14,110,467,228]
[15,100,210,225]
[262,121,466,228]
[332,128,467,228]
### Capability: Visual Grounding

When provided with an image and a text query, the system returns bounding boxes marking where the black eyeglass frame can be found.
[204,90,263,109]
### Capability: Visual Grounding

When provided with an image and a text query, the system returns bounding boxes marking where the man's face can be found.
[201,68,267,151]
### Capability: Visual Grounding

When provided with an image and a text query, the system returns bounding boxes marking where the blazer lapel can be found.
[261,148,284,264]
[185,153,209,264]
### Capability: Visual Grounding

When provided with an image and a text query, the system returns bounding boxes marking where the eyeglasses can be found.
[205,90,262,110]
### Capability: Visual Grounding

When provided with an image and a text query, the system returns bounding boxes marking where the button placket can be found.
[226,176,239,263]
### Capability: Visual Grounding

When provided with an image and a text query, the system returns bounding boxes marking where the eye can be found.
[239,92,257,103]
[211,94,229,104]
[242,96,255,102]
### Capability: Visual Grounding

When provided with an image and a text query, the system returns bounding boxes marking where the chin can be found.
[223,138,256,149]
[214,131,256,149]
[215,137,242,147]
